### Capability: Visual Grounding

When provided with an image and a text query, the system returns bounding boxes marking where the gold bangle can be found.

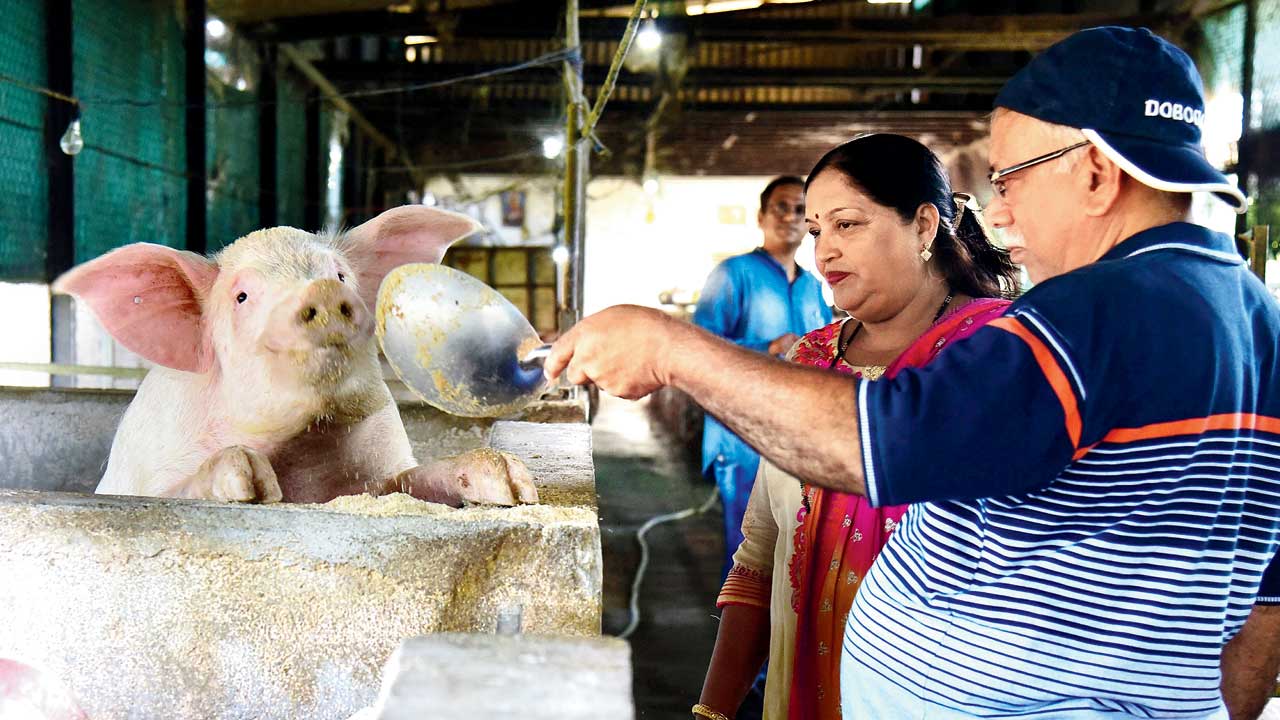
[692,703,731,720]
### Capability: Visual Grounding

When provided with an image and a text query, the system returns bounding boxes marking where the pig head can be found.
[53,205,538,507]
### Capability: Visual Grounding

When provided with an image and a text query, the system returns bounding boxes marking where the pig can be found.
[52,205,538,507]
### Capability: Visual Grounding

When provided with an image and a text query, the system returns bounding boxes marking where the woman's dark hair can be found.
[805,133,1020,299]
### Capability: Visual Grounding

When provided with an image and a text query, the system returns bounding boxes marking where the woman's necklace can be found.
[805,288,954,512]
[828,288,954,370]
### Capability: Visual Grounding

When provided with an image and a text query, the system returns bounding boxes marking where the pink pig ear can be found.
[343,205,482,310]
[52,243,220,374]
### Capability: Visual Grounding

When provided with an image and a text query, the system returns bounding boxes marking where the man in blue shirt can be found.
[548,27,1280,720]
[693,176,832,575]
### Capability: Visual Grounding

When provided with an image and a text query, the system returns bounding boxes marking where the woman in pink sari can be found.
[696,135,1020,720]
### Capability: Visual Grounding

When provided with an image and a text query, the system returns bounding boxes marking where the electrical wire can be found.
[0,47,581,111]
[616,484,721,640]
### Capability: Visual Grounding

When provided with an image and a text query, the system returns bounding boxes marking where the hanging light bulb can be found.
[59,114,83,156]
[542,135,565,159]
[636,20,661,51]
[206,18,227,39]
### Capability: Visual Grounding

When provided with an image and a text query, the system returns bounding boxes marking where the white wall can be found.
[422,174,559,246]
[423,172,831,317]
[0,283,51,387]
[582,175,827,315]
[70,300,147,390]
[0,282,147,390]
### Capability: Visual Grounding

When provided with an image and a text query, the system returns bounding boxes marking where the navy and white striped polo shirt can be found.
[845,222,1280,717]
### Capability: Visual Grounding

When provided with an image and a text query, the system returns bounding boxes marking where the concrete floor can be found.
[592,394,727,719]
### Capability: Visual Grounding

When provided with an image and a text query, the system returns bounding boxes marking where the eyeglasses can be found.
[988,140,1091,197]
[767,200,806,218]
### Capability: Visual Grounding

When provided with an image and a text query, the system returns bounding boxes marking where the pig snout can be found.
[280,279,371,348]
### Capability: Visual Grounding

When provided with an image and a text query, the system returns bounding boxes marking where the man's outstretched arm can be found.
[546,305,868,495]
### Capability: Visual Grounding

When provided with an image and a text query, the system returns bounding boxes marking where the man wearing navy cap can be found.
[546,27,1280,719]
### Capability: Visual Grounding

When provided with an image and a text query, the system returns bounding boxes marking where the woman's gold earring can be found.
[920,247,933,261]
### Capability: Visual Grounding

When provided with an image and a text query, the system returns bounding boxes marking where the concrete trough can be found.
[0,387,601,720]
[367,634,633,720]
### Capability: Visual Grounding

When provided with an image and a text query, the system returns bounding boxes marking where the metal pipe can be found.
[555,249,568,323]
[1235,0,1257,238]
[280,44,426,191]
[304,87,322,230]
[258,42,279,228]
[560,0,589,330]
[45,0,74,280]
[46,0,75,388]
[0,362,148,379]
[1250,226,1269,281]
[583,0,648,136]
[184,0,207,255]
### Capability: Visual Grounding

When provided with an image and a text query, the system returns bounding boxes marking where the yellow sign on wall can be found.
[717,205,746,225]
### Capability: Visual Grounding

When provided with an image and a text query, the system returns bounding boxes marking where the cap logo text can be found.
[1144,99,1204,127]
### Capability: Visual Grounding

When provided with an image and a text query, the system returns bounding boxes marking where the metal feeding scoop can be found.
[376,263,553,417]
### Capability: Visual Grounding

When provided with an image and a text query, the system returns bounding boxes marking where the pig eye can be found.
[236,292,248,304]
[337,272,346,283]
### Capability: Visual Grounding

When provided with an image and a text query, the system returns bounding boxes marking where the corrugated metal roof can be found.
[227,0,1171,177]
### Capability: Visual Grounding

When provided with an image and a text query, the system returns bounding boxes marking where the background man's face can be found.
[758,183,807,253]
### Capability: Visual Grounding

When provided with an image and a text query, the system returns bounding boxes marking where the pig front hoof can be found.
[452,448,539,507]
[195,446,283,504]
[391,450,538,507]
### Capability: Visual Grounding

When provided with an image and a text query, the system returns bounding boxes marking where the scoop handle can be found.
[520,344,569,389]
[518,344,553,369]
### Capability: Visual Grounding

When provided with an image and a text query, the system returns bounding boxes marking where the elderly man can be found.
[548,27,1280,720]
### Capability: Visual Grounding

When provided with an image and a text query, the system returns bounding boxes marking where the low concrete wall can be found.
[370,634,633,720]
[0,386,585,494]
[0,387,132,493]
[0,387,602,720]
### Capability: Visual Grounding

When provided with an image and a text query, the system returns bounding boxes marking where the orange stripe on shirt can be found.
[989,317,1083,452]
[1100,413,1280,445]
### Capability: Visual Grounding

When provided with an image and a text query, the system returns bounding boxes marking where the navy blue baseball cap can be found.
[995,26,1246,213]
